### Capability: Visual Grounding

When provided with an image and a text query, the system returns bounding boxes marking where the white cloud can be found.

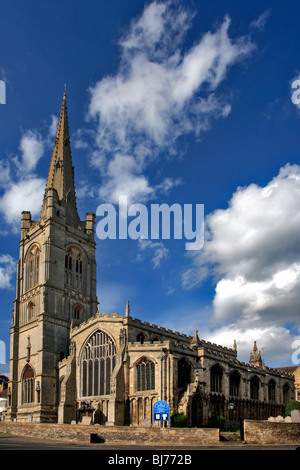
[205,324,297,365]
[182,163,300,364]
[0,254,16,289]
[18,130,44,172]
[0,177,45,227]
[138,239,169,269]
[99,153,154,205]
[0,116,56,229]
[48,115,59,138]
[87,1,254,204]
[250,10,270,31]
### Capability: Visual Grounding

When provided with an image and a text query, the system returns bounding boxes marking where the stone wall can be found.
[244,420,300,444]
[0,422,219,446]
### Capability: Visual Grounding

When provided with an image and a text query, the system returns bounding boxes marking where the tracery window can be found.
[75,253,83,289]
[229,370,240,397]
[26,245,40,291]
[65,246,83,289]
[22,364,35,404]
[283,383,289,405]
[74,304,82,320]
[210,364,223,393]
[250,376,260,400]
[136,358,155,392]
[268,379,276,402]
[136,332,145,344]
[28,301,34,321]
[81,330,116,397]
[178,358,191,390]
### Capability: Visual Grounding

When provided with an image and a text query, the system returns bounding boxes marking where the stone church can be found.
[5,92,295,427]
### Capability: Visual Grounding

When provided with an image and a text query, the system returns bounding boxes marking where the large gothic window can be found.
[65,246,83,289]
[26,245,40,291]
[136,358,155,392]
[80,330,116,397]
[210,364,223,393]
[22,364,35,404]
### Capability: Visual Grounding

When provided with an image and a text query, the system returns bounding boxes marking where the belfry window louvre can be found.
[136,358,155,392]
[81,330,116,397]
[65,246,83,289]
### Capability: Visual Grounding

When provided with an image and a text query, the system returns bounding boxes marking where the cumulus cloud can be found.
[182,163,300,364]
[87,0,254,205]
[18,130,44,172]
[0,116,57,229]
[0,177,45,227]
[0,254,16,289]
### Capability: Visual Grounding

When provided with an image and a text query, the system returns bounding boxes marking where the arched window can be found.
[65,246,83,289]
[28,301,34,321]
[22,364,35,404]
[26,245,40,291]
[75,253,83,289]
[136,332,145,344]
[65,251,72,285]
[136,358,155,392]
[268,379,276,402]
[80,330,116,397]
[283,383,290,405]
[74,304,82,320]
[229,370,240,397]
[250,376,260,400]
[178,358,191,390]
[210,364,223,393]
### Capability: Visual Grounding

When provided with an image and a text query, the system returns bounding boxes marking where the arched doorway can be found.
[191,394,203,427]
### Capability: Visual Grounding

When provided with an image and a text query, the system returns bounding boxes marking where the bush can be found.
[208,415,225,430]
[171,412,188,427]
[285,400,300,417]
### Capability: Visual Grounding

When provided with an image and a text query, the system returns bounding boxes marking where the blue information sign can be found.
[153,400,170,422]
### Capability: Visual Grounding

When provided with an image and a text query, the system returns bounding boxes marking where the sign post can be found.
[153,400,170,426]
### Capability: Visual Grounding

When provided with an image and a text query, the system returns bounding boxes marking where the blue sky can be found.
[1,0,300,374]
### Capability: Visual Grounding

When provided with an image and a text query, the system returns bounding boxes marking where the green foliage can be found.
[208,415,225,430]
[285,400,300,416]
[171,412,188,427]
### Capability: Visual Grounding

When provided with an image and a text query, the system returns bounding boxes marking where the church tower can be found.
[7,90,98,422]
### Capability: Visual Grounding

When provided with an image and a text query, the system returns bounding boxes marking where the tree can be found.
[285,400,300,417]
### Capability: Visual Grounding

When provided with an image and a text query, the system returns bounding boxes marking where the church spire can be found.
[40,88,80,225]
